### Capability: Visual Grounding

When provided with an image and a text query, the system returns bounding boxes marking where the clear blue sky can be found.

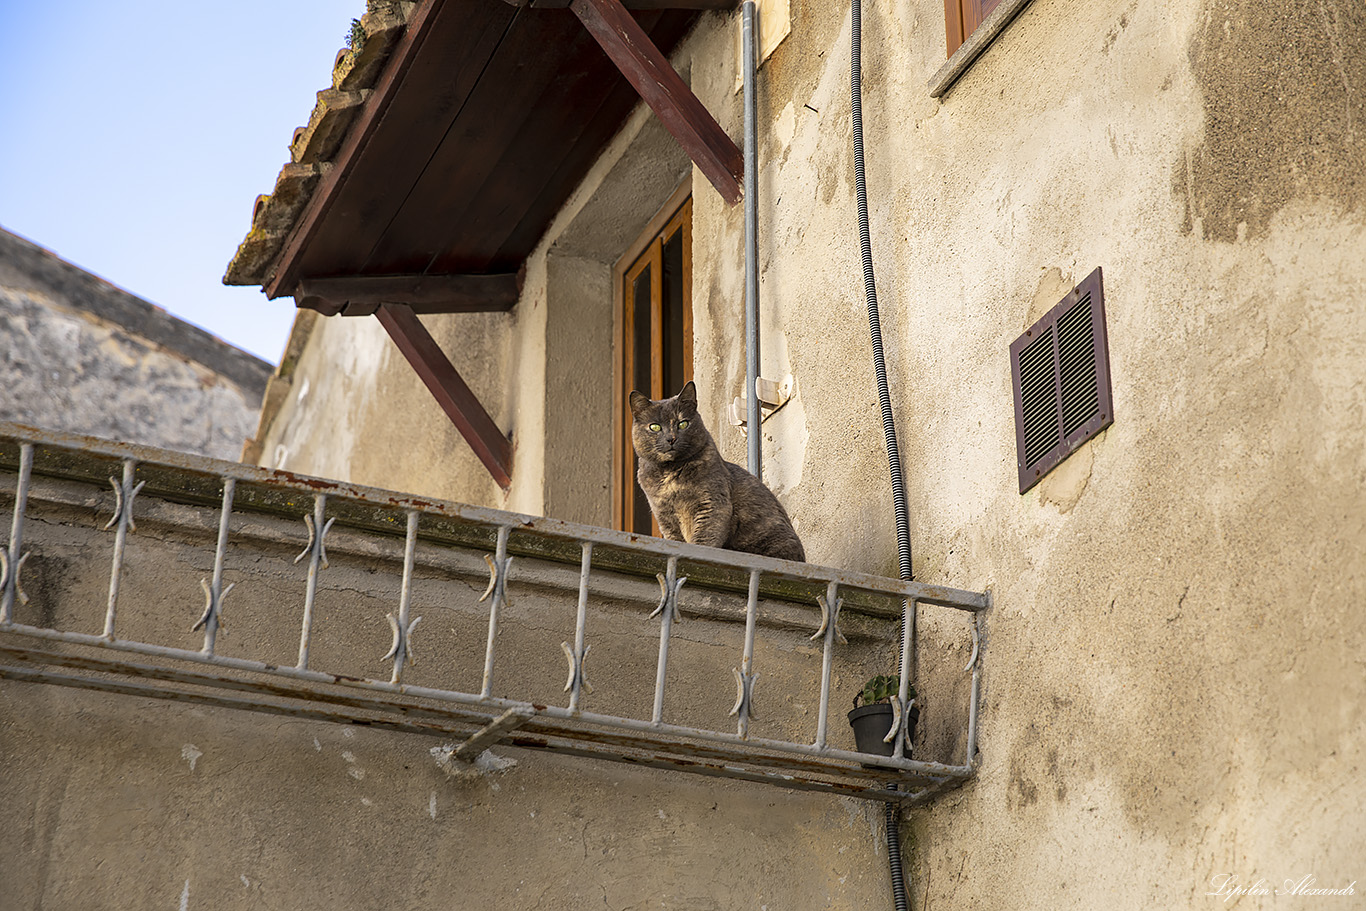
[0,0,366,364]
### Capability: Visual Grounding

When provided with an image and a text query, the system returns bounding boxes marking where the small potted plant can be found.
[848,674,918,757]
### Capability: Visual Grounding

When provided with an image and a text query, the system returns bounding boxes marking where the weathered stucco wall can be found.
[0,228,270,460]
[680,0,1365,905]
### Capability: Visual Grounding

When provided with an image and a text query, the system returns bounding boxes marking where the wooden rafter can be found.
[374,304,513,488]
[569,0,744,205]
[294,272,523,316]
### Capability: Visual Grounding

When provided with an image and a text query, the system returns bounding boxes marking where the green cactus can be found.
[857,674,915,707]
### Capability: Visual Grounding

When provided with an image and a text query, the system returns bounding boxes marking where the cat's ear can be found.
[679,381,697,408]
[629,390,651,418]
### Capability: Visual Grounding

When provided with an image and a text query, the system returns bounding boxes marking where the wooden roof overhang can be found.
[229,0,743,489]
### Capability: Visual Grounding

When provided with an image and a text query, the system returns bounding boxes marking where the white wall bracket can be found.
[729,374,796,434]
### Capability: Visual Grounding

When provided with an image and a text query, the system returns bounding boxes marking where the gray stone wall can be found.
[0,228,270,460]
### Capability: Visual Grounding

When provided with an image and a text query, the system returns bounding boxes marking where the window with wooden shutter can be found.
[613,193,692,534]
[931,0,1036,98]
[1010,267,1113,493]
[944,0,1003,57]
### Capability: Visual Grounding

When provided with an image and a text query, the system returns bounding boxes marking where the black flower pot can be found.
[847,701,919,758]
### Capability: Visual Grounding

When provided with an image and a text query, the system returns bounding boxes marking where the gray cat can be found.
[629,381,805,562]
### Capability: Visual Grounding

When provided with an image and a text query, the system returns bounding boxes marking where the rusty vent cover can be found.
[1010,267,1113,493]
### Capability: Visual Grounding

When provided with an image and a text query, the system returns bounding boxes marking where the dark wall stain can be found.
[1176,0,1366,242]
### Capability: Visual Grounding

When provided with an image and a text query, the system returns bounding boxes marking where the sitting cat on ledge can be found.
[629,381,805,563]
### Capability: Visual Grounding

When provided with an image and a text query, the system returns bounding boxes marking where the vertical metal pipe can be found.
[296,493,327,669]
[651,555,680,724]
[736,568,761,739]
[1,442,33,624]
[103,459,138,640]
[202,477,236,655]
[479,526,511,700]
[568,541,593,713]
[814,580,839,750]
[391,509,420,685]
[742,0,761,480]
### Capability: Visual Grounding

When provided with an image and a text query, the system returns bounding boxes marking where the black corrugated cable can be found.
[851,2,913,909]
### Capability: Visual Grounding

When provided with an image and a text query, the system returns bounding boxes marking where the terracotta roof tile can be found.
[222,1,415,288]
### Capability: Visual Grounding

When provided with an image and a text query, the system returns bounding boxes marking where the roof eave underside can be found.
[223,0,716,300]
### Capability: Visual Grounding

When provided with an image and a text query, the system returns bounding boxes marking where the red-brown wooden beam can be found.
[374,303,513,488]
[294,271,523,316]
[569,0,743,205]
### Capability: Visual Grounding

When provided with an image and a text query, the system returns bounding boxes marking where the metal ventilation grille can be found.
[1018,331,1061,466]
[1010,268,1113,493]
[1057,294,1099,436]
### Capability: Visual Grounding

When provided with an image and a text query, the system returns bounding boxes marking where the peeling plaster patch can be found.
[240,875,251,888]
[349,767,366,780]
[179,880,189,911]
[1037,442,1095,514]
[763,392,808,497]
[181,744,203,772]
[431,745,518,780]
[1028,267,1076,324]
[313,737,322,752]
[775,101,796,150]
[429,791,438,819]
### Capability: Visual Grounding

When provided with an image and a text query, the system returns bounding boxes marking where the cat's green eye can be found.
[678,420,689,429]
[649,423,662,432]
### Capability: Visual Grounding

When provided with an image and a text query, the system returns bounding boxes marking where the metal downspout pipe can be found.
[743,0,762,479]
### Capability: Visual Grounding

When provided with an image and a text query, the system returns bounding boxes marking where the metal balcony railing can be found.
[0,423,988,805]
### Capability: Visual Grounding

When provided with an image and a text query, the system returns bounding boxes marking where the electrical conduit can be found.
[851,1,913,909]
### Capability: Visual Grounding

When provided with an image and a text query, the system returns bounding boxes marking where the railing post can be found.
[295,493,333,669]
[386,509,422,685]
[1,442,33,625]
[564,542,593,713]
[893,597,916,755]
[651,556,686,725]
[731,569,762,738]
[479,526,512,700]
[813,580,845,750]
[193,478,236,655]
[965,608,984,769]
[103,459,144,640]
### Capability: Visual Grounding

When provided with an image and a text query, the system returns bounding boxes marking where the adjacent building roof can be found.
[3,227,271,399]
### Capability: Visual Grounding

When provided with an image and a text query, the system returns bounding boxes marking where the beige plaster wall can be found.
[678,0,1366,906]
[256,306,522,511]
[165,0,1364,906]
